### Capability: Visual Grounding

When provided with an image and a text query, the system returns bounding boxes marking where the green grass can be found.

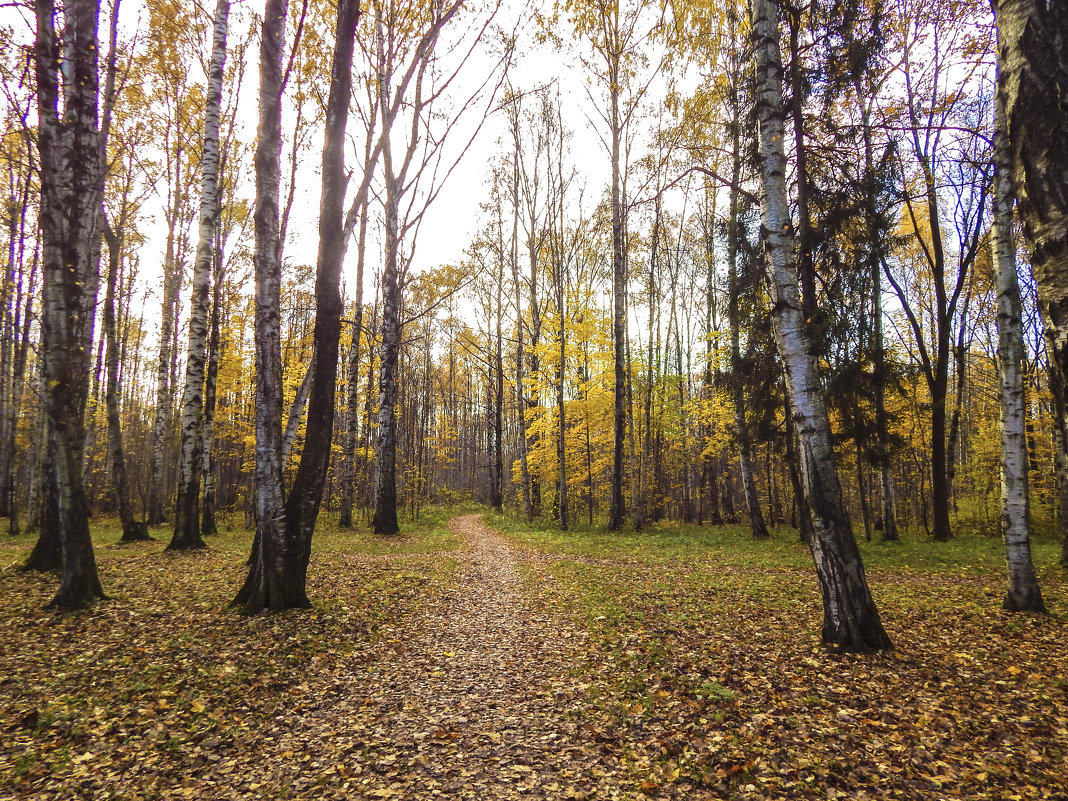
[502,507,1068,799]
[495,508,1066,576]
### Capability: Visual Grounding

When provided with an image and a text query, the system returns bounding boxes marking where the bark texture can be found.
[33,0,106,608]
[104,224,150,542]
[991,9,1046,611]
[752,0,890,650]
[171,0,230,551]
[995,0,1068,532]
[234,0,296,613]
[282,0,360,587]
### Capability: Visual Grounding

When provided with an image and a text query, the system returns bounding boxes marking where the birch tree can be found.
[994,0,1068,569]
[143,0,202,526]
[236,0,360,612]
[751,0,890,650]
[170,0,231,551]
[33,0,106,608]
[990,51,1045,611]
[234,0,290,611]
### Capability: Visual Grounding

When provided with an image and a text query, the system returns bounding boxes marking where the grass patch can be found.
[507,511,1068,800]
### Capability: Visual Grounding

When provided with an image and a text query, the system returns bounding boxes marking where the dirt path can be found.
[200,514,627,800]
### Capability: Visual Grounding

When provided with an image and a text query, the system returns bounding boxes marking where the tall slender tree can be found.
[751,0,891,650]
[33,0,107,608]
[171,0,231,551]
[994,0,1068,547]
[990,50,1045,612]
[234,0,291,611]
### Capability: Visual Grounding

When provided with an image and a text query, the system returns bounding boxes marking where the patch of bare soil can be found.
[197,514,626,799]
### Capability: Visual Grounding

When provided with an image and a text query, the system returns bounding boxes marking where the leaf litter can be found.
[1,514,1066,800]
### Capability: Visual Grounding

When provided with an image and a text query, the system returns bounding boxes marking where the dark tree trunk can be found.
[33,0,107,609]
[201,235,225,537]
[103,224,150,543]
[282,0,359,577]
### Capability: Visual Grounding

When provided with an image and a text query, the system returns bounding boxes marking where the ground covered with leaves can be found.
[499,517,1068,800]
[0,510,460,799]
[1,510,1066,800]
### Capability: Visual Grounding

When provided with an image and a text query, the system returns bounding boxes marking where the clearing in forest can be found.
[1,510,1066,800]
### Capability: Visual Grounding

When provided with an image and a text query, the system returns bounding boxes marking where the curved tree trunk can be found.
[752,0,890,651]
[171,0,231,551]
[281,0,360,586]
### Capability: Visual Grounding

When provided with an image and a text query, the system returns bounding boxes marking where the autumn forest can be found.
[4,0,1068,621]
[3,0,1068,796]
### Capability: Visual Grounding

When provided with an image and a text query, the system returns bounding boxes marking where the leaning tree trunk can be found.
[751,0,890,651]
[170,0,230,551]
[281,0,360,590]
[991,34,1045,612]
[33,0,106,609]
[234,0,296,613]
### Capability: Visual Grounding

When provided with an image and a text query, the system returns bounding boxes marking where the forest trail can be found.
[201,514,624,799]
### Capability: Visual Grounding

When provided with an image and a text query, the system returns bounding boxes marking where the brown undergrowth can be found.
[0,515,458,800]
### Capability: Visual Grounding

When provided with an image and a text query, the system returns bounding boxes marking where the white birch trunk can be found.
[34,0,106,608]
[752,0,890,650]
[992,33,1045,611]
[171,0,230,550]
[234,0,291,612]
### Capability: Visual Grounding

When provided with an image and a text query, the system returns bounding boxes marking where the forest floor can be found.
[1,509,1066,800]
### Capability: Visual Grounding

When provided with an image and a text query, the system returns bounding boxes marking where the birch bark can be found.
[171,0,230,551]
[234,0,292,612]
[752,0,890,650]
[994,0,1068,547]
[34,0,106,608]
[991,17,1045,611]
